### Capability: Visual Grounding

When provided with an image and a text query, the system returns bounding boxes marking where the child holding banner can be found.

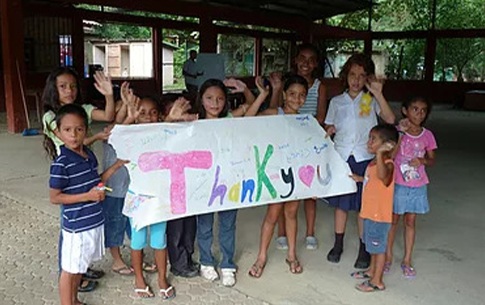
[246,74,308,278]
[324,54,395,269]
[195,78,261,287]
[270,43,328,251]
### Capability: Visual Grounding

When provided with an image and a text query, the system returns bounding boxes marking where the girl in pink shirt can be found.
[385,97,437,278]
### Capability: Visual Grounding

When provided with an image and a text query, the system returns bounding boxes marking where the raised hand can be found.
[365,75,384,97]
[165,97,198,122]
[255,76,270,95]
[269,72,283,91]
[223,78,247,93]
[398,118,411,132]
[126,96,141,121]
[93,70,113,96]
[377,141,395,154]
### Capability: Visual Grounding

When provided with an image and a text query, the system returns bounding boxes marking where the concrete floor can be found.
[0,107,484,305]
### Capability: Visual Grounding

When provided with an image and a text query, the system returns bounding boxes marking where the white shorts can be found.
[61,226,105,274]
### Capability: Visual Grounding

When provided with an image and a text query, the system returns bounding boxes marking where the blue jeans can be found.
[197,209,237,269]
[103,196,130,248]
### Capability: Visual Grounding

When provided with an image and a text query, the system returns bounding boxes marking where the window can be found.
[322,40,365,78]
[261,39,290,75]
[372,39,426,80]
[217,34,255,77]
[162,29,199,91]
[84,21,153,78]
[434,38,485,82]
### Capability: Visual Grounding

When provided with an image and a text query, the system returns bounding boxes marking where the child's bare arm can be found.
[91,71,115,122]
[349,173,364,183]
[50,188,104,205]
[100,159,129,183]
[243,76,270,117]
[268,72,283,109]
[315,82,327,125]
[366,77,395,124]
[376,142,395,186]
[410,149,436,167]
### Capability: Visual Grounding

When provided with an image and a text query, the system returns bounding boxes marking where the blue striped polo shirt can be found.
[49,145,104,233]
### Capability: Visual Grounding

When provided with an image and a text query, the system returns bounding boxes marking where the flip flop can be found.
[83,268,105,280]
[112,266,134,276]
[355,280,385,292]
[350,270,371,279]
[384,262,392,274]
[285,259,303,274]
[248,262,265,278]
[142,262,158,273]
[401,264,416,278]
[159,286,176,300]
[77,280,98,293]
[133,286,155,298]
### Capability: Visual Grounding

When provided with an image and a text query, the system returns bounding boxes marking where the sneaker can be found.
[354,251,371,269]
[221,268,236,287]
[326,247,343,263]
[276,236,288,250]
[305,236,318,250]
[200,265,219,282]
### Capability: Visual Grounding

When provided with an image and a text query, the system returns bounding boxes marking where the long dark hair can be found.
[42,67,83,160]
[196,79,229,119]
[42,67,83,113]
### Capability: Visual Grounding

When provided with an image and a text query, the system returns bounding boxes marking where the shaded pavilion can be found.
[1,0,484,133]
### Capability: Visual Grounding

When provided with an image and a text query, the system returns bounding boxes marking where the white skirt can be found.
[61,226,105,274]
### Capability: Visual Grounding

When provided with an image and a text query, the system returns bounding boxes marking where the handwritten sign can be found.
[109,115,356,230]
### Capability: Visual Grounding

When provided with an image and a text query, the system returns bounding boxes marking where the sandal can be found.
[112,266,134,276]
[401,263,416,278]
[159,286,176,300]
[285,259,303,274]
[77,280,98,293]
[248,262,265,278]
[133,286,155,298]
[83,268,105,280]
[142,262,157,273]
[384,261,392,274]
[356,280,385,292]
[350,270,371,280]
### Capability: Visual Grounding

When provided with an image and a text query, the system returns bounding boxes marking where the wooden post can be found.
[1,0,27,133]
[72,15,84,79]
[153,27,163,94]
[255,37,262,76]
[424,34,436,82]
[199,16,217,53]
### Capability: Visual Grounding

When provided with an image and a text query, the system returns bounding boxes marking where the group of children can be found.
[43,44,437,305]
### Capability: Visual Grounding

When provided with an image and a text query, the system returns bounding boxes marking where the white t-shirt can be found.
[325,91,381,162]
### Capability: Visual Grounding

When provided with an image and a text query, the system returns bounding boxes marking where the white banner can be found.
[109,115,356,230]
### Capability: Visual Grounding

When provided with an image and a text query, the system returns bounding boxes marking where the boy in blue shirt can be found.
[49,104,126,305]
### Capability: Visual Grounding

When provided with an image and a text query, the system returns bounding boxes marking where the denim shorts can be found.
[130,220,167,251]
[363,219,391,254]
[103,196,131,248]
[393,184,429,215]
